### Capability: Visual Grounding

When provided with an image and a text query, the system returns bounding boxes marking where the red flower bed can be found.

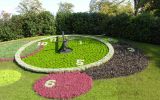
[0,45,43,62]
[33,72,93,99]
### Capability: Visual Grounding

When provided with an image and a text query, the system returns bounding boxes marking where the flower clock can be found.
[15,35,114,73]
[14,34,114,99]
[33,72,93,99]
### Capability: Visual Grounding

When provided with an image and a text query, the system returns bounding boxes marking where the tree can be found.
[90,0,133,15]
[133,0,160,15]
[140,0,160,11]
[89,0,101,12]
[58,2,74,13]
[89,0,126,13]
[99,1,119,15]
[17,0,44,14]
[0,10,11,21]
[133,0,140,15]
[118,2,134,15]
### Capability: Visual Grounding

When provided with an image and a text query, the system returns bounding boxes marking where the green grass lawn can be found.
[0,36,160,100]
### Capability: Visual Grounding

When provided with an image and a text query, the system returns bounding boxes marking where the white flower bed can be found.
[15,35,114,73]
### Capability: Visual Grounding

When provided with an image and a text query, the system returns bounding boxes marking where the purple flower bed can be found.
[0,45,44,62]
[85,42,148,79]
[33,72,93,99]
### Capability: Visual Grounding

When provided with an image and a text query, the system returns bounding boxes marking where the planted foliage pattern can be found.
[0,70,21,87]
[85,42,148,79]
[23,37,108,68]
[33,72,93,99]
[0,39,44,62]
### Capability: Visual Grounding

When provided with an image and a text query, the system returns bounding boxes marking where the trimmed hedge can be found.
[0,12,160,44]
[0,11,56,41]
[56,13,106,35]
[56,12,160,44]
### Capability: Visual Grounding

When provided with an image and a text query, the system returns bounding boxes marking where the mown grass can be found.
[76,42,160,100]
[0,36,160,100]
[22,37,108,68]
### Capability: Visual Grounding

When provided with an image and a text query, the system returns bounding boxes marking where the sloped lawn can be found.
[0,36,160,100]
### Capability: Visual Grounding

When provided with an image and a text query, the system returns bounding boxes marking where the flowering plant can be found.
[33,72,93,99]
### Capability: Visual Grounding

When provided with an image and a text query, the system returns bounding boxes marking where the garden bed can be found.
[85,42,148,79]
[15,35,114,73]
[0,46,43,62]
[0,37,45,62]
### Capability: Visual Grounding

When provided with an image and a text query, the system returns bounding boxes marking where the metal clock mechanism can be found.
[57,31,72,53]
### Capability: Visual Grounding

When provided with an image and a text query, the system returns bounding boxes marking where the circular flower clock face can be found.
[15,35,114,73]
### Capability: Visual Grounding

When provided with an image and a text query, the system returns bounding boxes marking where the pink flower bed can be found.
[33,72,93,99]
[0,45,43,62]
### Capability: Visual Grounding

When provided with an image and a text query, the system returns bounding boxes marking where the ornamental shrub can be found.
[0,11,56,41]
[36,11,56,35]
[22,11,56,37]
[0,21,18,41]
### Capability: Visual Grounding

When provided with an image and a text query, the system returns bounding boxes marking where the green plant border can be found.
[0,70,21,87]
[15,35,114,73]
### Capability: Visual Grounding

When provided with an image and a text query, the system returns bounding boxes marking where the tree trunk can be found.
[134,0,140,16]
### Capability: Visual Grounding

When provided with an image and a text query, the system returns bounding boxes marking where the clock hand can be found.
[55,36,59,53]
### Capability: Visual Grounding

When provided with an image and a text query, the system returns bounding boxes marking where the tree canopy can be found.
[133,0,160,15]
[0,10,11,21]
[90,0,133,15]
[17,0,44,14]
[58,2,74,13]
